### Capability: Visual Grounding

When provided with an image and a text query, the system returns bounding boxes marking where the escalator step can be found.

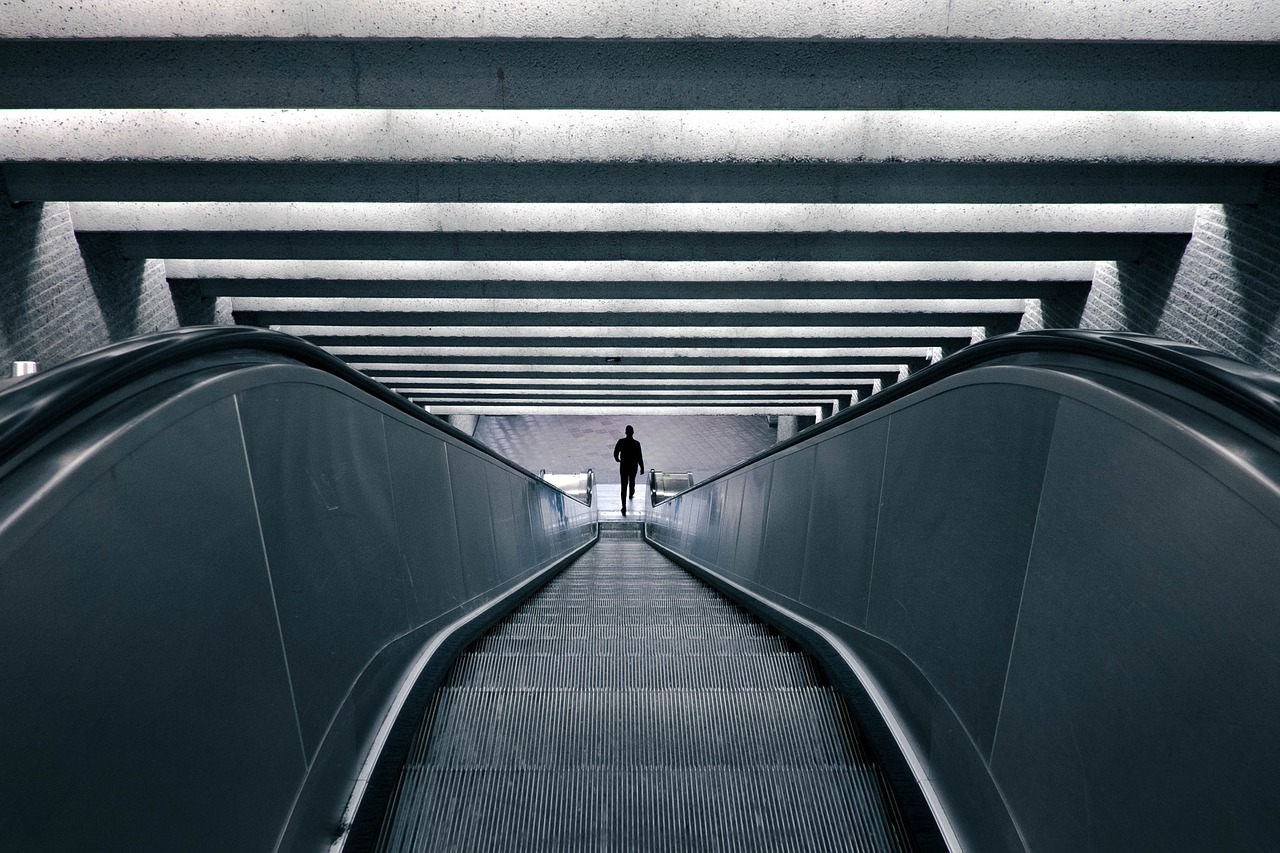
[444,652,819,690]
[383,768,901,853]
[373,540,913,853]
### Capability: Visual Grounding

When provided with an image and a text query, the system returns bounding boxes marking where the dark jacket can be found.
[613,437,644,472]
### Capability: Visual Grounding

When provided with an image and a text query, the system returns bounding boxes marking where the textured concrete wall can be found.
[0,174,228,376]
[1078,171,1280,369]
[1026,171,1280,372]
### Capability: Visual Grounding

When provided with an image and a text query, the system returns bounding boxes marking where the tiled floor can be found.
[473,414,778,488]
[595,483,648,521]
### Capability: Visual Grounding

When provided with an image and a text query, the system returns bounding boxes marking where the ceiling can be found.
[2,2,1278,418]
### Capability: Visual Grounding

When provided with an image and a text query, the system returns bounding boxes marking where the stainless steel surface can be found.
[374,537,912,852]
[0,357,594,852]
[647,354,1280,852]
[649,469,695,504]
[540,470,593,505]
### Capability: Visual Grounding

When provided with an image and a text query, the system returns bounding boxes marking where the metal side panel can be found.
[991,396,1280,853]
[382,417,467,625]
[864,382,1060,757]
[445,444,501,598]
[0,353,598,853]
[760,444,816,601]
[646,358,1280,853]
[799,415,891,631]
[237,380,415,760]
[0,392,304,852]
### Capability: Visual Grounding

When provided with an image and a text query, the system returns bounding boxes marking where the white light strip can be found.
[241,297,1026,313]
[423,405,824,415]
[279,325,981,339]
[397,387,853,397]
[328,346,937,357]
[414,399,841,408]
[371,376,891,386]
[349,362,919,374]
[3,0,1275,40]
[9,111,1280,164]
[73,201,1197,233]
[167,259,1097,282]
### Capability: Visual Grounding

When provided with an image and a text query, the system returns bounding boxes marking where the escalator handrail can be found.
[0,325,583,501]
[680,329,1280,495]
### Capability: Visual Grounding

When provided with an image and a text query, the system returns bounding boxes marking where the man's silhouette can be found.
[613,425,644,516]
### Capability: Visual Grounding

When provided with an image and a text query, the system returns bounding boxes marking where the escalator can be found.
[373,531,912,852]
[3,327,1280,852]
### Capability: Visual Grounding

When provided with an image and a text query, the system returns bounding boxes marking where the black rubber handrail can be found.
[683,329,1280,493]
[0,325,582,500]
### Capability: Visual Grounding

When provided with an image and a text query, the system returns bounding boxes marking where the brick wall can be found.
[0,174,230,377]
[1073,171,1280,371]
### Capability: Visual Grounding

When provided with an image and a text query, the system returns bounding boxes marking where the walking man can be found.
[613,425,644,516]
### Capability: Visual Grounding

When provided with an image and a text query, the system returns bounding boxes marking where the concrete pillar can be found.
[447,413,479,436]
[776,415,798,443]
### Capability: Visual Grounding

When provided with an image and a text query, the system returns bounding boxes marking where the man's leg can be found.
[620,467,628,512]
[628,469,636,500]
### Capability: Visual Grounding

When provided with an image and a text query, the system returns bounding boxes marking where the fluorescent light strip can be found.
[3,0,1274,40]
[329,346,935,357]
[280,325,981,338]
[242,297,1027,313]
[11,110,1280,164]
[421,405,825,416]
[73,201,1197,233]
[167,259,1097,282]
[349,362,918,374]
[371,377,891,386]
[396,387,852,397]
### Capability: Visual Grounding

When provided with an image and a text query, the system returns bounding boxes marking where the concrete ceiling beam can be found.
[396,388,859,400]
[421,405,826,416]
[197,279,1089,301]
[11,110,1278,164]
[124,231,1152,262]
[231,295,1027,315]
[393,395,864,411]
[322,344,952,357]
[413,398,846,417]
[303,341,981,357]
[4,41,1279,111]
[271,321,1002,337]
[70,202,1199,233]
[383,382,878,401]
[168,258,1096,284]
[374,377,888,389]
[346,361,924,375]
[3,0,1274,40]
[81,204,1187,262]
[164,259,1098,281]
[8,162,1265,204]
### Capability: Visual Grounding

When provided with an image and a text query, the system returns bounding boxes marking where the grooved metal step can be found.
[598,520,644,540]
[373,539,914,853]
